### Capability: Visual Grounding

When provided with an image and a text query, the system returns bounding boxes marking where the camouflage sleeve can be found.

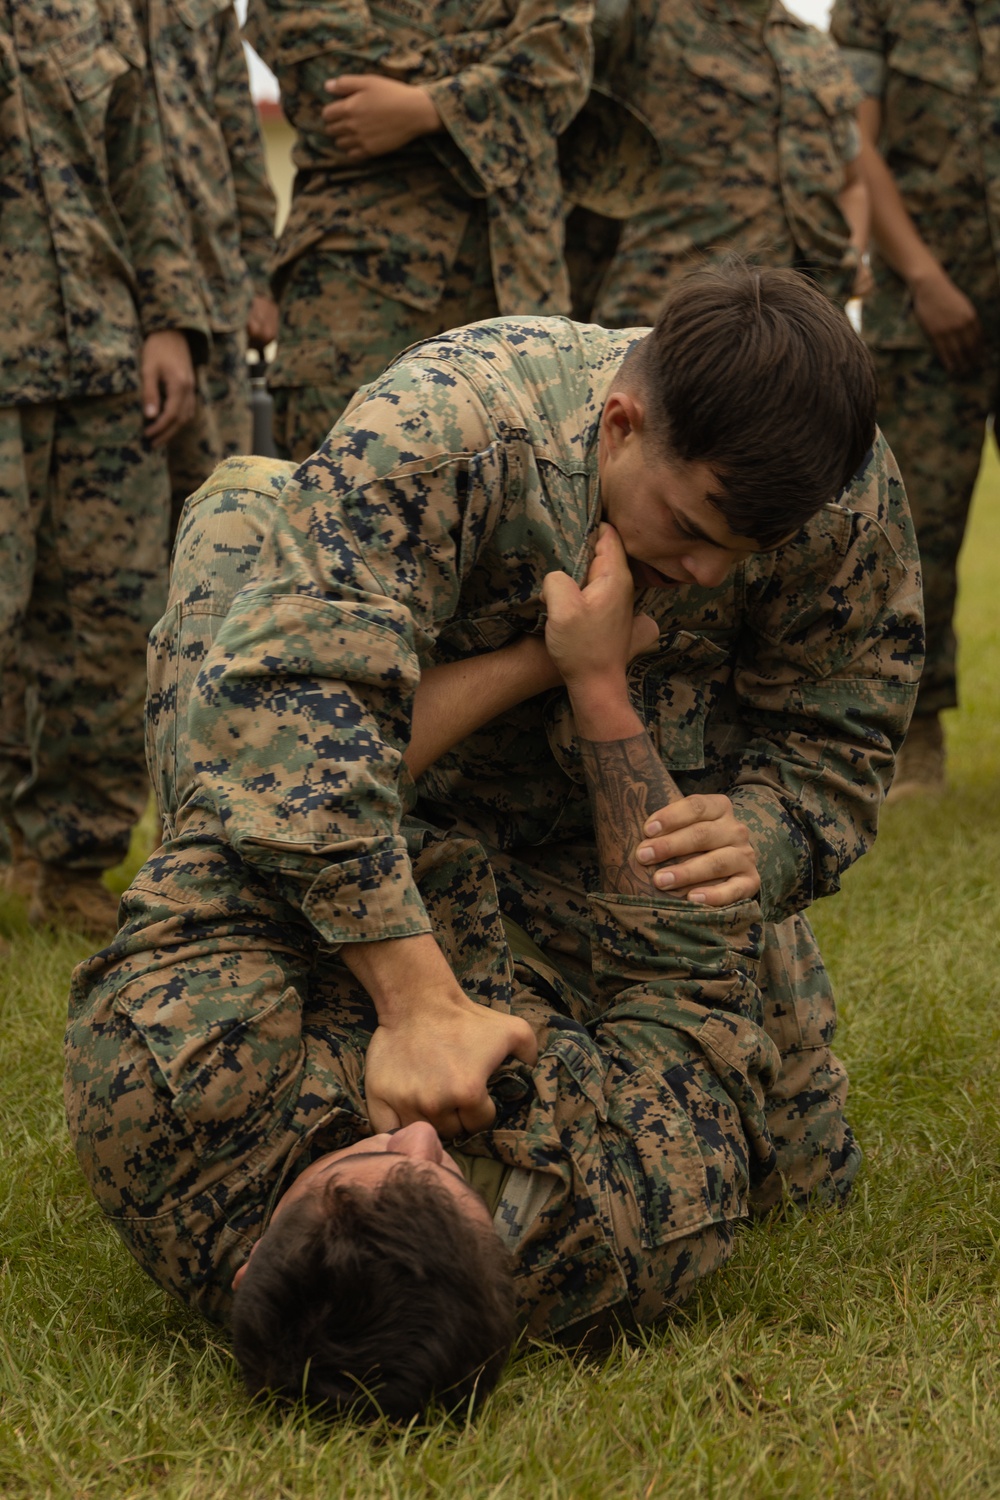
[216,5,276,298]
[187,361,512,949]
[829,0,888,97]
[101,0,209,345]
[729,433,923,923]
[421,0,592,195]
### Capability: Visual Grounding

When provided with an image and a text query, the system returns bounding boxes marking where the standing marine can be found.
[137,0,278,531]
[0,0,207,938]
[562,0,870,324]
[831,0,999,797]
[243,0,593,460]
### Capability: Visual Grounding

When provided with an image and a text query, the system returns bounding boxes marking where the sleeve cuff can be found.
[300,847,432,946]
[837,45,886,97]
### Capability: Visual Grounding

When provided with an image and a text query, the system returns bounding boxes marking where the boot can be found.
[1,825,40,904]
[29,865,120,943]
[886,713,946,803]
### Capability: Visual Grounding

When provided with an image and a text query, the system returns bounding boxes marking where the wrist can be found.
[510,634,562,693]
[903,256,946,294]
[567,675,642,741]
[412,85,442,137]
[341,932,467,1021]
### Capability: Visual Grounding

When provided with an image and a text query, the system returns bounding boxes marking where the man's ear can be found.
[600,390,646,456]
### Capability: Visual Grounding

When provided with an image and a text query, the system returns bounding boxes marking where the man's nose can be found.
[685,549,735,588]
[389,1119,442,1161]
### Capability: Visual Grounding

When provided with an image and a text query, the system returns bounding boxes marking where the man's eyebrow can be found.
[317,1151,488,1209]
[675,510,719,546]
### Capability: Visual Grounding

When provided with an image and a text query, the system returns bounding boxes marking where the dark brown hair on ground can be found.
[625,256,878,547]
[231,1162,516,1423]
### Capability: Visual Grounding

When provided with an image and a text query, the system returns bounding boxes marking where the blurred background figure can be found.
[0,0,207,939]
[243,0,592,461]
[831,0,997,799]
[138,0,278,533]
[562,0,871,325]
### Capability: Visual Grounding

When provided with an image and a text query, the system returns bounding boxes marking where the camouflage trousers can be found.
[149,459,859,1217]
[0,393,169,869]
[269,210,499,462]
[872,343,1000,715]
[486,840,859,1215]
[64,830,759,1331]
[167,330,251,542]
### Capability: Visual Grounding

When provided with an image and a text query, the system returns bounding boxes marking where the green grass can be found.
[3,455,1000,1500]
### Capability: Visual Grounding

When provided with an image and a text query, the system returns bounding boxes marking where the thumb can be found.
[141,353,160,420]
[541,569,582,614]
[631,611,659,655]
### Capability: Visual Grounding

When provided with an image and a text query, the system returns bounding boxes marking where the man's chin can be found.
[628,558,679,589]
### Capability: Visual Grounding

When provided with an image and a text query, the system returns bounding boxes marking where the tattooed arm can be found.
[578,733,682,898]
[543,525,757,904]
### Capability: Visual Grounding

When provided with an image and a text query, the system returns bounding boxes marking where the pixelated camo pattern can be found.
[244,0,592,319]
[565,0,864,323]
[0,0,207,404]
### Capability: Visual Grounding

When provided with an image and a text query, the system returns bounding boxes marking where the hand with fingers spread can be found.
[342,932,538,1137]
[321,74,441,161]
[635,793,760,907]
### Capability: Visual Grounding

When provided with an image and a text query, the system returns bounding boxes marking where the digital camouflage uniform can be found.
[123,317,917,1209]
[0,0,206,871]
[138,0,276,532]
[831,0,1000,717]
[243,0,592,460]
[66,454,778,1337]
[65,316,921,1329]
[562,0,863,325]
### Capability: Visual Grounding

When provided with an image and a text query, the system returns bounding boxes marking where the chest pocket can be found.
[57,19,131,104]
[640,630,732,772]
[884,33,979,170]
[675,44,776,152]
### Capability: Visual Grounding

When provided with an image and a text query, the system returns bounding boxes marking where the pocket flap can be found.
[58,22,131,101]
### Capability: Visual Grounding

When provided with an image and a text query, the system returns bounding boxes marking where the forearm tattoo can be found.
[579,732,683,897]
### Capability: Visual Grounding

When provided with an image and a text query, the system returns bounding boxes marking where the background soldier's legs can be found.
[0,396,169,883]
[750,913,860,1213]
[873,346,998,718]
[270,210,498,462]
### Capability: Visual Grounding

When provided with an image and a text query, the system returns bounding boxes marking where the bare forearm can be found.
[838,168,870,254]
[405,636,559,778]
[857,114,939,286]
[340,931,461,1019]
[569,677,682,898]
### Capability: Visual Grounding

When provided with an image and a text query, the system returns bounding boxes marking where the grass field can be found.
[2,453,999,1500]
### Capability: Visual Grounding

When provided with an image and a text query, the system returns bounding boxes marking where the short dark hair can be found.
[231,1163,517,1423]
[625,257,878,547]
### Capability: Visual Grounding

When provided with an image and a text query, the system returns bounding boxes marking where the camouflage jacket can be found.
[66,817,778,1336]
[183,318,922,954]
[831,0,1000,345]
[243,0,592,320]
[565,0,863,321]
[0,0,208,404]
[138,0,276,333]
